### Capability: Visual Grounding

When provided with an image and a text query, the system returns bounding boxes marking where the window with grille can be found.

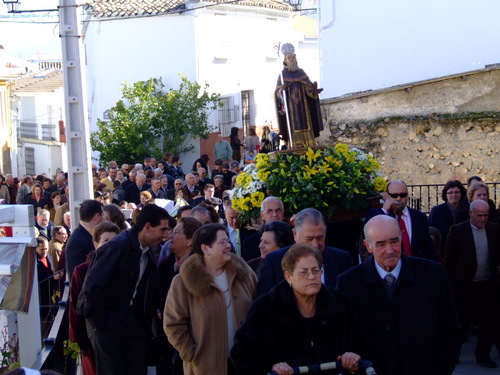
[25,147,35,175]
[241,91,250,131]
[218,96,234,136]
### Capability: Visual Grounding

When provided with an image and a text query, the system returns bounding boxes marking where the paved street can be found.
[453,332,499,374]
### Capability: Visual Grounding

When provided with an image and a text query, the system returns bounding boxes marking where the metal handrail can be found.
[406,182,500,214]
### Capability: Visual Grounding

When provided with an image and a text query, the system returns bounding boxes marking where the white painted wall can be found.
[319,0,500,98]
[84,13,198,166]
[17,90,64,138]
[83,5,319,169]
[17,142,64,177]
[14,87,67,177]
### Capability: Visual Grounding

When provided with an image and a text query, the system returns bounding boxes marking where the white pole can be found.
[59,0,93,229]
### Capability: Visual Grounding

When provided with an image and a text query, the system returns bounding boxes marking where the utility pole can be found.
[59,0,93,228]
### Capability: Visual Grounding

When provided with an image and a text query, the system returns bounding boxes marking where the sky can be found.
[0,0,61,59]
[0,0,319,60]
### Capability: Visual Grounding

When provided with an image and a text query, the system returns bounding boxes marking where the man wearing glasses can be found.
[257,207,353,295]
[241,196,286,261]
[365,180,438,261]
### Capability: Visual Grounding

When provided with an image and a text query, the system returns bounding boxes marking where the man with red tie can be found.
[365,180,438,261]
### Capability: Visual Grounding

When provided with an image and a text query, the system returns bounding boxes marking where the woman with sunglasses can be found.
[231,243,361,375]
[164,223,257,375]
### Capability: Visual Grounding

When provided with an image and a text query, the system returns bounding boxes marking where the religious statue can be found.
[275,43,324,148]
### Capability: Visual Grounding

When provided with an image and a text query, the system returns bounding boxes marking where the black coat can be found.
[36,221,54,241]
[337,255,461,375]
[124,183,152,205]
[65,223,94,280]
[444,220,499,290]
[241,231,262,262]
[79,227,158,331]
[231,281,359,375]
[429,202,469,257]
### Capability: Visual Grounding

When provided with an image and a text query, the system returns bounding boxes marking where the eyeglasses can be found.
[295,267,322,279]
[263,208,283,215]
[446,191,461,195]
[215,239,231,246]
[388,193,408,198]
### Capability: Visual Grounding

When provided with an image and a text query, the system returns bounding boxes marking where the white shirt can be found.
[374,258,402,282]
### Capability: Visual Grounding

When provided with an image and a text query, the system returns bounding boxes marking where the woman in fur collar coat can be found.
[164,223,257,375]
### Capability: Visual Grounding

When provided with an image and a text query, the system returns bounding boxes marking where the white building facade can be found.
[318,0,500,99]
[83,0,320,168]
[11,70,67,177]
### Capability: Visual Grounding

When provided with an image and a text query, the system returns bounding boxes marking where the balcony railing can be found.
[18,122,58,141]
[407,182,500,214]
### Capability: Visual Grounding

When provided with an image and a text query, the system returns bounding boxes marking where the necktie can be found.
[233,228,241,257]
[396,212,412,256]
[132,251,154,315]
[384,273,396,287]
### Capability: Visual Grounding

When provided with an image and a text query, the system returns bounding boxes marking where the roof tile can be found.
[86,0,292,18]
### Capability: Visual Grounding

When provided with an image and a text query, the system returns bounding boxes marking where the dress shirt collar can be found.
[374,258,402,281]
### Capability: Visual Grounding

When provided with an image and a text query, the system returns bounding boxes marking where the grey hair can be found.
[294,208,325,232]
[190,206,210,217]
[37,209,50,217]
[470,199,489,212]
[260,196,284,212]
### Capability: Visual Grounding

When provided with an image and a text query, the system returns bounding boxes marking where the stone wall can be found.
[320,67,500,185]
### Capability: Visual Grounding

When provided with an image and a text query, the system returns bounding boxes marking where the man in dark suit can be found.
[337,215,461,375]
[241,196,286,261]
[79,204,171,375]
[124,173,151,205]
[166,179,184,201]
[257,208,353,295]
[35,209,55,241]
[66,200,103,279]
[445,199,500,368]
[365,179,438,261]
[197,167,213,188]
[192,183,216,206]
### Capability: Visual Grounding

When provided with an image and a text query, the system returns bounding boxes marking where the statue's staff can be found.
[275,42,295,149]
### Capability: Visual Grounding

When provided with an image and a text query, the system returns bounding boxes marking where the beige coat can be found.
[48,238,64,271]
[164,253,257,375]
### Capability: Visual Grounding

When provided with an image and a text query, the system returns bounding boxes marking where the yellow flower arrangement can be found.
[231,144,387,219]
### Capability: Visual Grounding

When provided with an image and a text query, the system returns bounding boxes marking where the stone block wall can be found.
[320,67,500,185]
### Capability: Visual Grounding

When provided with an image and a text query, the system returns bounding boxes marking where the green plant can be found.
[0,328,19,370]
[231,145,387,220]
[91,75,220,165]
[63,339,80,360]
[63,339,81,373]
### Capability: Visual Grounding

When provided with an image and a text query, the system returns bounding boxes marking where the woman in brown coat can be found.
[164,223,257,375]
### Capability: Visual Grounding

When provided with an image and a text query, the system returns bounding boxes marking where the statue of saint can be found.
[275,43,324,148]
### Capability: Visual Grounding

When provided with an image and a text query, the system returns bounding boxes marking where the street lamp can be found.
[288,0,302,11]
[2,0,20,13]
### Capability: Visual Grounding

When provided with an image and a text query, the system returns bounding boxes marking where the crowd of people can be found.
[4,136,500,375]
